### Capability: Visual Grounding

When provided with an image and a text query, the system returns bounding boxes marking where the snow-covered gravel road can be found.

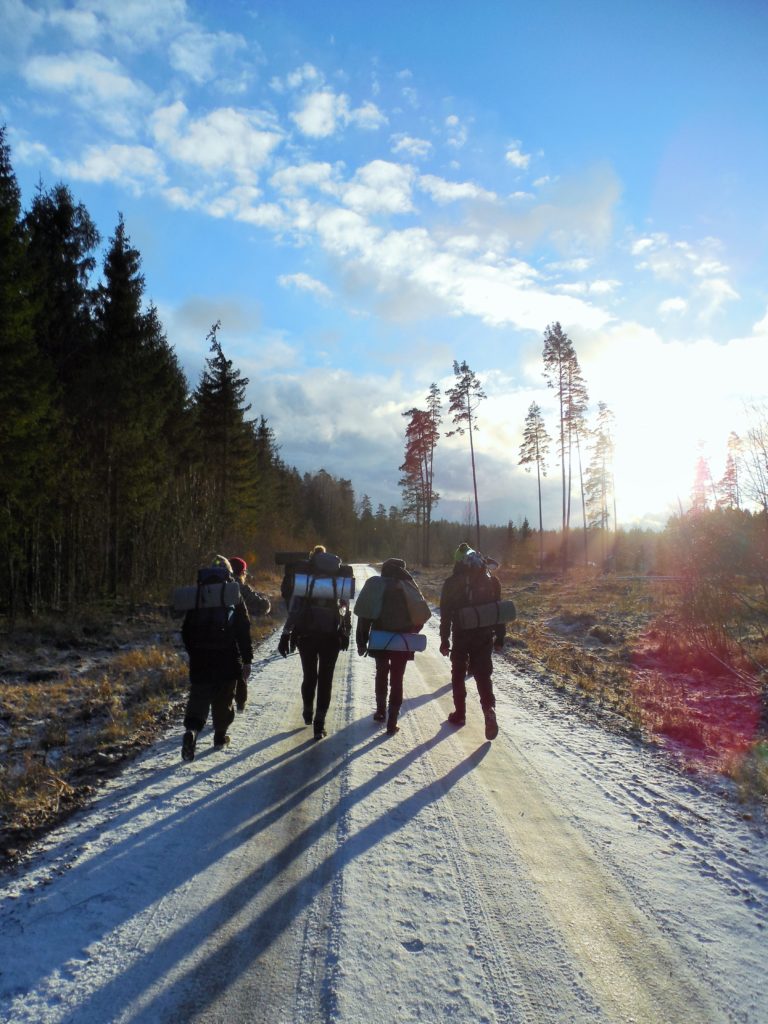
[0,565,766,1023]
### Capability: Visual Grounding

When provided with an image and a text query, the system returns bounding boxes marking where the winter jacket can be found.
[439,563,505,647]
[238,581,271,616]
[182,598,253,682]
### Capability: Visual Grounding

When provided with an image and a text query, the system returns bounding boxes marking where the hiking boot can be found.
[484,708,499,741]
[386,710,399,734]
[447,710,466,726]
[213,733,231,749]
[236,702,246,713]
[303,704,313,725]
[181,729,197,762]
[313,720,327,740]
[373,709,386,722]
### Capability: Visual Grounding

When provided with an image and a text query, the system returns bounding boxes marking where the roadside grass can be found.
[418,565,767,802]
[0,582,282,862]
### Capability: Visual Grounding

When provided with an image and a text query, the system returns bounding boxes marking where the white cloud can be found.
[270,161,340,197]
[753,307,768,335]
[445,114,467,148]
[391,134,432,159]
[659,296,688,316]
[342,160,415,215]
[348,101,387,130]
[291,90,347,137]
[48,7,101,45]
[69,0,188,48]
[697,277,740,320]
[505,141,530,169]
[631,236,657,255]
[22,49,153,135]
[589,278,621,295]
[206,184,262,218]
[290,89,385,137]
[286,63,323,90]
[151,101,282,183]
[58,143,166,192]
[168,27,246,85]
[418,174,496,204]
[547,257,593,272]
[278,273,332,300]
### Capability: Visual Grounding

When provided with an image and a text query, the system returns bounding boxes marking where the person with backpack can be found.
[180,555,253,761]
[354,558,431,734]
[229,556,271,712]
[277,544,352,740]
[439,547,511,741]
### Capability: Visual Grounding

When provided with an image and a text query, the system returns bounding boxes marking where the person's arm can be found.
[234,600,254,665]
[356,616,372,654]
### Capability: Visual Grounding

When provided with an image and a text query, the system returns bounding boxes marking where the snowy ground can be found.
[0,565,766,1023]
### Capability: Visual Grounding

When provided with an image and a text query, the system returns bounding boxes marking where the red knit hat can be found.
[230,557,247,576]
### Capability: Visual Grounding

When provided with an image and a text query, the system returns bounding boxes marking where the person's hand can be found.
[242,662,252,679]
[277,634,290,658]
[439,641,450,657]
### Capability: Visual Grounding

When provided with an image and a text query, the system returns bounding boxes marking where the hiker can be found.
[229,556,271,712]
[354,558,431,734]
[180,555,253,761]
[277,544,352,740]
[439,547,509,741]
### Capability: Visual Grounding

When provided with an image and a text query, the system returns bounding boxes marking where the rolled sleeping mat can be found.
[456,599,516,631]
[292,573,356,600]
[172,580,241,611]
[367,630,427,653]
[275,551,310,566]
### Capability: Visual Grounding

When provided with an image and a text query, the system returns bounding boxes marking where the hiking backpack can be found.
[185,566,238,651]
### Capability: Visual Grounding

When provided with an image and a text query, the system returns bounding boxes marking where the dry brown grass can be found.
[417,563,767,801]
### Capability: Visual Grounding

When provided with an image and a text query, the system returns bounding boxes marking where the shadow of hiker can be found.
[71,727,487,1021]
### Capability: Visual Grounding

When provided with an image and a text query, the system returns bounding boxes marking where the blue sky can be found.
[2,0,767,529]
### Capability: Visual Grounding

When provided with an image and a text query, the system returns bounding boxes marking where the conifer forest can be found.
[1,124,767,620]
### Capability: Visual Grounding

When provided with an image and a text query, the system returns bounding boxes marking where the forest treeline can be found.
[2,126,767,620]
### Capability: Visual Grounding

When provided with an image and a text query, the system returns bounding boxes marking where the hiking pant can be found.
[183,675,237,736]
[450,630,495,714]
[297,634,341,724]
[373,652,409,717]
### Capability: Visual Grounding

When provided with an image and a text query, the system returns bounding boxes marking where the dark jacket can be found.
[182,598,253,682]
[439,564,504,647]
[238,580,271,616]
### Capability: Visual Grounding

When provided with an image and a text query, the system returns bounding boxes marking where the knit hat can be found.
[230,557,247,577]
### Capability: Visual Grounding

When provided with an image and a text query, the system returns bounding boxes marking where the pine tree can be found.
[400,388,441,564]
[585,402,616,567]
[445,360,486,550]
[518,401,551,569]
[542,322,574,569]
[22,179,100,607]
[0,126,57,615]
[191,321,257,553]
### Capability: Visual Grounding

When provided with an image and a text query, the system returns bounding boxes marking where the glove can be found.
[339,632,349,651]
[357,643,367,657]
[439,641,450,657]
[242,662,252,679]
[277,634,290,658]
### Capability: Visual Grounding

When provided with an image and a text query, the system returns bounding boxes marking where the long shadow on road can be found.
[75,720,487,1022]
